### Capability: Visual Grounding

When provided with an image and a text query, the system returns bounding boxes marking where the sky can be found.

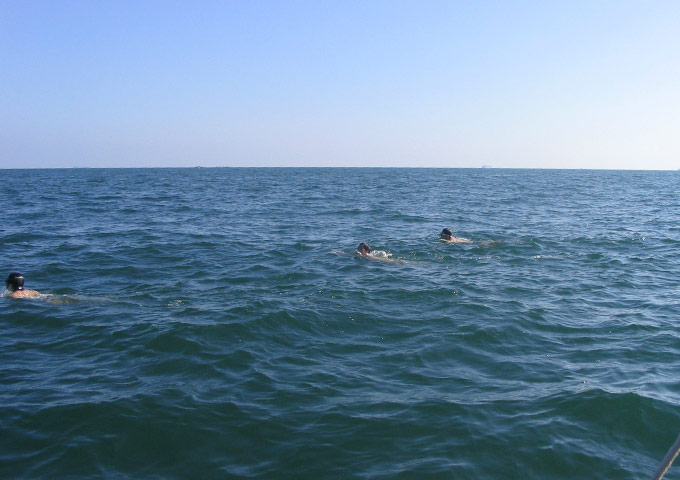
[1,0,679,169]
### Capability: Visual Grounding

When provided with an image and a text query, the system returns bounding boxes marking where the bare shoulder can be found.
[443,237,473,244]
[10,289,42,298]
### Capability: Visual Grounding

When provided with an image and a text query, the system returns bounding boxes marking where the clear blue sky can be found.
[2,0,678,169]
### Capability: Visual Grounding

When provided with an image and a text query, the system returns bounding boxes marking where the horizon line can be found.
[1,166,679,172]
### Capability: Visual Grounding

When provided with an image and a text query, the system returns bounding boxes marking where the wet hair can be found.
[441,228,452,237]
[6,272,25,292]
[357,242,371,253]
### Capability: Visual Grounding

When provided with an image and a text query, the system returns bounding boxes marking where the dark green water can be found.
[2,168,679,479]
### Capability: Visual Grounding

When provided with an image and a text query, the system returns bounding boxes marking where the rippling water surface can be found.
[2,168,680,479]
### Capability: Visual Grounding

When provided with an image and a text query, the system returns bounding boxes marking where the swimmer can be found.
[354,242,407,264]
[356,242,371,256]
[440,228,473,244]
[5,272,42,299]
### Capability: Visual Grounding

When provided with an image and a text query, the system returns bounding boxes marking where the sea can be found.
[1,167,679,479]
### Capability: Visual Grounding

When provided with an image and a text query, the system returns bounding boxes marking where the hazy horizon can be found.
[2,166,678,172]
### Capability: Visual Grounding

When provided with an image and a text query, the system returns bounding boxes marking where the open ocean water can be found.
[1,167,680,479]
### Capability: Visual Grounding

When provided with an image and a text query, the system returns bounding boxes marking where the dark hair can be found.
[441,228,452,236]
[357,242,371,253]
[6,272,25,292]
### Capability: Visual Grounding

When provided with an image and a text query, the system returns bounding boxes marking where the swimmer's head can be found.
[440,228,452,240]
[6,272,25,292]
[357,242,371,255]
